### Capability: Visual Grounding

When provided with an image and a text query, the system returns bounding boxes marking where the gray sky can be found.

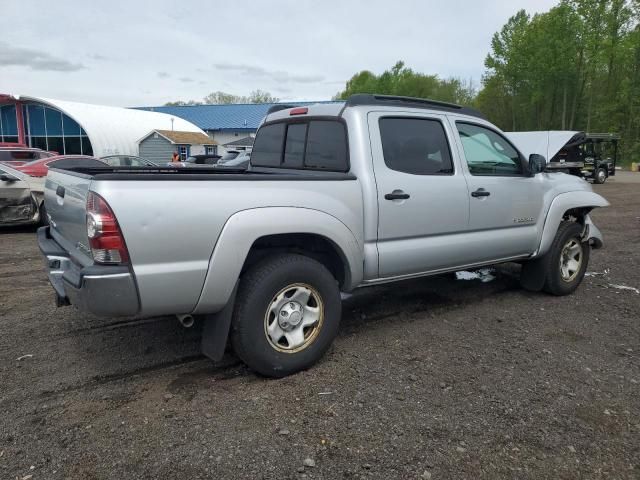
[2,0,558,107]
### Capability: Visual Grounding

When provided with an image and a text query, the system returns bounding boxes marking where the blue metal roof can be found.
[135,101,340,131]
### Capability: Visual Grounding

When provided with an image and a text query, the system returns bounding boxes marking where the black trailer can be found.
[507,131,620,184]
[580,133,619,184]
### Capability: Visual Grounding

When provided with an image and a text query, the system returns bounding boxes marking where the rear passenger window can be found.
[379,118,453,175]
[252,119,349,171]
[251,123,286,167]
[283,123,307,168]
[305,121,348,171]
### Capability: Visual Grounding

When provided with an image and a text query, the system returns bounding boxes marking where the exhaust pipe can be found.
[176,314,195,328]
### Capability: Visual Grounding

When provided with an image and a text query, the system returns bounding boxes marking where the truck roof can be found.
[263,94,484,124]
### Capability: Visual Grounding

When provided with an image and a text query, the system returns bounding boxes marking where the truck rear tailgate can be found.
[44,169,94,265]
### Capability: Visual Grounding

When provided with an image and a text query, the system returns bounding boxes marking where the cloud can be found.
[213,62,324,84]
[179,77,194,83]
[0,41,85,72]
[88,53,109,61]
[157,71,170,78]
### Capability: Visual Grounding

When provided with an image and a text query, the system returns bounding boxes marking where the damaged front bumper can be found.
[0,193,40,226]
[37,226,140,316]
[583,214,604,249]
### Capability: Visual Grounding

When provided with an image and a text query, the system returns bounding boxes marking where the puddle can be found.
[455,268,496,283]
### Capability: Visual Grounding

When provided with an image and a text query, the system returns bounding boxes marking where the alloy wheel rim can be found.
[264,283,324,353]
[560,238,583,282]
[598,170,606,182]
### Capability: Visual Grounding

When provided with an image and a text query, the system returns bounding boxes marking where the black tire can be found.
[593,168,607,184]
[39,202,49,226]
[543,221,590,296]
[230,254,341,377]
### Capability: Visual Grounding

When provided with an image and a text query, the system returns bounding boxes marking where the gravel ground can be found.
[1,179,639,479]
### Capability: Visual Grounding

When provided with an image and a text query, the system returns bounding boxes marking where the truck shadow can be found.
[53,264,523,394]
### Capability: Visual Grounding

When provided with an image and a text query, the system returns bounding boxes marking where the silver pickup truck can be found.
[38,95,608,377]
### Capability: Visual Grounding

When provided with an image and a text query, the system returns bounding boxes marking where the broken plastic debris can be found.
[455,268,496,283]
[585,268,610,277]
[608,283,640,294]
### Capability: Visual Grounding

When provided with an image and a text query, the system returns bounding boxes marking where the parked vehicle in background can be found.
[217,150,250,167]
[0,147,54,167]
[14,155,100,177]
[100,155,157,167]
[184,154,221,165]
[0,163,47,226]
[216,151,240,163]
[39,95,608,377]
[1,156,105,226]
[507,131,618,184]
[581,133,619,184]
[215,151,251,170]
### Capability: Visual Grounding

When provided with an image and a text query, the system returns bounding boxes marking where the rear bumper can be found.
[37,226,140,317]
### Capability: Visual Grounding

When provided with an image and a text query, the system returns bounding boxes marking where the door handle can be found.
[385,190,410,200]
[56,186,65,198]
[471,188,490,198]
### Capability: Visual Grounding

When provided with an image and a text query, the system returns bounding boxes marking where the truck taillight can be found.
[86,192,129,264]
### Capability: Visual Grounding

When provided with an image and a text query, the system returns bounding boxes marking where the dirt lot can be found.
[1,178,639,480]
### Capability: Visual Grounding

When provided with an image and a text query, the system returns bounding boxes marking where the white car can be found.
[0,163,46,226]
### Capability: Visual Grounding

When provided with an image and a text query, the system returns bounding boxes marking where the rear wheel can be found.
[230,254,341,377]
[543,222,590,295]
[593,168,607,184]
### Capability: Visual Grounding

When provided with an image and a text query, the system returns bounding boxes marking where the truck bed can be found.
[52,165,357,182]
[43,165,362,316]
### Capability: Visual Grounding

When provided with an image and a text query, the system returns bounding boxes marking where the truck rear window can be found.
[252,120,349,171]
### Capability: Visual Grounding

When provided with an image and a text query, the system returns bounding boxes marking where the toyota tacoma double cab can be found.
[38,94,608,377]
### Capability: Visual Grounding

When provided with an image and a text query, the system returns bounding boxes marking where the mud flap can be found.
[200,282,238,362]
[520,255,548,292]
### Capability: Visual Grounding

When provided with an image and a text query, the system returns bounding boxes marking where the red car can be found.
[13,155,102,177]
[0,147,55,167]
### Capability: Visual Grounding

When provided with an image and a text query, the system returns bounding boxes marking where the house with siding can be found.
[136,102,338,155]
[138,129,216,164]
[223,136,254,151]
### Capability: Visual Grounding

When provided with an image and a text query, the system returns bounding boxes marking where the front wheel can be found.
[593,168,607,184]
[230,254,341,377]
[543,221,590,295]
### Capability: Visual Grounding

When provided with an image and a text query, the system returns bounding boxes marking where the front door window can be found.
[457,122,523,176]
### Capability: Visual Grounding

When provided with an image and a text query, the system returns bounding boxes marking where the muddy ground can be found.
[0,178,638,479]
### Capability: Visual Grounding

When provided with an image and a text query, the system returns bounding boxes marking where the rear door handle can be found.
[56,186,65,198]
[471,188,490,198]
[385,190,410,200]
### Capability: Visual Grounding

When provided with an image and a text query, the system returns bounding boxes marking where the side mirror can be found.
[528,154,546,175]
[0,173,19,182]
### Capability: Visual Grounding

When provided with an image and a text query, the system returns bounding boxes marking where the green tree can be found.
[335,61,476,105]
[166,90,279,106]
[478,0,640,164]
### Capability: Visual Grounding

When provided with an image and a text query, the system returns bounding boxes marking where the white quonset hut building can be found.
[0,93,204,157]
